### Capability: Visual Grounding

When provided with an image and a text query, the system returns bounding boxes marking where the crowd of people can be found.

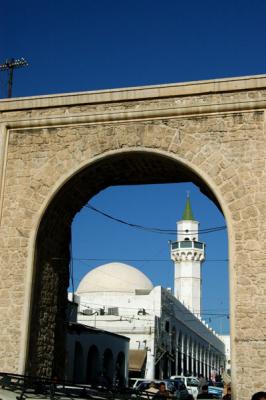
[197,373,265,400]
[142,378,265,400]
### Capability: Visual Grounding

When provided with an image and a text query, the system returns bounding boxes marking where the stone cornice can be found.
[1,95,266,130]
[0,74,266,113]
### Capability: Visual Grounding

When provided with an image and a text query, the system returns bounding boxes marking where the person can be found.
[222,386,231,400]
[197,384,214,399]
[251,393,266,400]
[221,368,231,386]
[198,375,207,394]
[143,381,159,397]
[210,369,217,384]
[154,382,171,399]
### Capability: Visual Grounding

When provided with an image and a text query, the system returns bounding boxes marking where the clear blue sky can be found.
[1,0,266,97]
[2,0,265,334]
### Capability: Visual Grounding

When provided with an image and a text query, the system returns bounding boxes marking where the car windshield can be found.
[187,378,199,386]
[166,379,187,391]
[137,380,177,393]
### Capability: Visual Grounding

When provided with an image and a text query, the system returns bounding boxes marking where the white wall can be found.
[72,285,225,379]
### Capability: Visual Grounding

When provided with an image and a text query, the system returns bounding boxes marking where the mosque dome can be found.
[76,262,153,294]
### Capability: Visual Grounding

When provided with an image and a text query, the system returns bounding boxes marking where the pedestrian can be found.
[198,374,207,394]
[197,385,214,399]
[251,392,266,400]
[221,368,231,386]
[143,381,159,398]
[154,382,171,399]
[222,386,231,400]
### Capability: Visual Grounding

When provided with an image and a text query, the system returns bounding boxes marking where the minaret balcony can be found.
[171,240,205,250]
[170,240,205,262]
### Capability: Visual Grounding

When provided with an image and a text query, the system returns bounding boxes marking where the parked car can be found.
[131,379,150,389]
[164,378,189,399]
[207,381,223,399]
[170,376,199,399]
[136,380,176,393]
[133,379,189,400]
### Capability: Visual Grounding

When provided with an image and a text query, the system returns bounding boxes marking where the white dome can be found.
[76,262,153,294]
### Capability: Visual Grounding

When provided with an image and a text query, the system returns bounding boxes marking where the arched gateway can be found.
[0,75,265,400]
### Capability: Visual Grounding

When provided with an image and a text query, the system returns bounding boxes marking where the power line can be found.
[78,300,229,317]
[52,256,228,263]
[69,257,228,263]
[85,203,226,236]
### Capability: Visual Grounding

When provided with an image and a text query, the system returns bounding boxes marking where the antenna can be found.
[0,57,28,98]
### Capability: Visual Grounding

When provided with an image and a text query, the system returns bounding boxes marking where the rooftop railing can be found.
[171,240,205,250]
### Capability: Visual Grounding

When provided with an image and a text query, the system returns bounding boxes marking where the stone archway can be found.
[26,149,226,378]
[0,75,265,400]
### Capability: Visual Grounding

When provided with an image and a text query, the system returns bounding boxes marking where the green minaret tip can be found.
[182,193,195,220]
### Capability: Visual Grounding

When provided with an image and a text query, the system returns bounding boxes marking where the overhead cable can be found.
[72,257,228,263]
[85,203,226,235]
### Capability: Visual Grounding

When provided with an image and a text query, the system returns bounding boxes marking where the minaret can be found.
[170,194,205,315]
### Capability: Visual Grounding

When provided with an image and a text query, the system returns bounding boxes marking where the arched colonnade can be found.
[158,324,225,379]
[72,341,126,386]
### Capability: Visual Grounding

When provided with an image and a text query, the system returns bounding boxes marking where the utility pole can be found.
[0,57,28,98]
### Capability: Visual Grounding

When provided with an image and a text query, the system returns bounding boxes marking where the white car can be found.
[131,378,150,389]
[133,379,189,400]
[170,376,199,399]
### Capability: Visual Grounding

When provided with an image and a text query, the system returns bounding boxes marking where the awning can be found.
[128,349,147,372]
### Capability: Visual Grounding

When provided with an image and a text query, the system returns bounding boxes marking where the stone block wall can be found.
[0,75,265,399]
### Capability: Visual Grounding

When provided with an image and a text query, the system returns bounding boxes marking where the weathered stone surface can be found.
[0,75,266,400]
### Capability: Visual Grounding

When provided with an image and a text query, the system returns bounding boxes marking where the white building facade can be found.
[220,335,231,374]
[74,264,225,379]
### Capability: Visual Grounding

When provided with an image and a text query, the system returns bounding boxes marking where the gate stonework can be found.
[0,75,266,399]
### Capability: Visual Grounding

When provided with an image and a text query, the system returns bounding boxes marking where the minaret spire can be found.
[182,191,195,221]
[170,194,205,315]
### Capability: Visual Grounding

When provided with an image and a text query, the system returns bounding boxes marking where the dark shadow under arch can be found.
[73,341,83,383]
[115,352,126,388]
[26,150,225,377]
[103,348,114,385]
[177,333,183,375]
[86,345,100,385]
[171,327,177,375]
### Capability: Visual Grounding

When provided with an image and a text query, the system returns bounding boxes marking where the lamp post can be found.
[0,57,28,97]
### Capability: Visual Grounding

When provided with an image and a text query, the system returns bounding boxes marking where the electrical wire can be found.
[71,257,228,263]
[78,299,230,317]
[85,203,226,236]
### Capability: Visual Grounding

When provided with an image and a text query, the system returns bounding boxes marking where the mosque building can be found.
[71,196,226,380]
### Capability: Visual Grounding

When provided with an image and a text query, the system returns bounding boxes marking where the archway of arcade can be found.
[26,150,229,380]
